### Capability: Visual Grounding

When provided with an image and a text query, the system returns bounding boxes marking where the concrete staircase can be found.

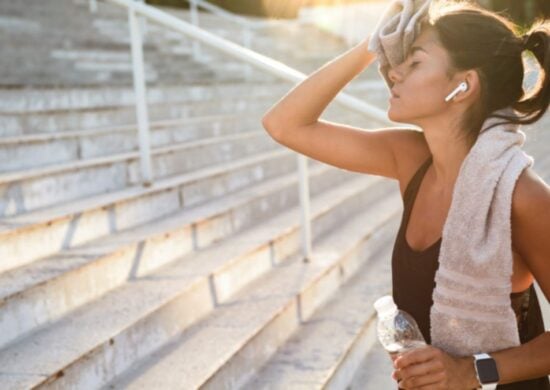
[0,0,549,389]
[0,0,382,87]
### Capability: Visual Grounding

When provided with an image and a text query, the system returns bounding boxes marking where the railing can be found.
[189,0,264,58]
[189,0,268,77]
[187,0,304,77]
[97,0,393,261]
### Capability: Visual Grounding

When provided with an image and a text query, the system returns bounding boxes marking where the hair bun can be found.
[522,32,544,53]
[520,34,531,50]
[521,33,531,50]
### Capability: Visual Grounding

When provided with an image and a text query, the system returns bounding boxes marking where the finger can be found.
[400,370,445,389]
[393,349,442,386]
[395,346,440,369]
[400,359,443,380]
[410,383,444,390]
[392,369,402,381]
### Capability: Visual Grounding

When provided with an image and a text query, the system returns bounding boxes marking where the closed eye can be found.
[410,61,420,68]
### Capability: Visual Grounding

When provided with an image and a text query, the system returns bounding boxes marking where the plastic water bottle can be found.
[373,295,427,359]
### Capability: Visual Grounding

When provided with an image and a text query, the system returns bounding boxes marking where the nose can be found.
[387,65,402,84]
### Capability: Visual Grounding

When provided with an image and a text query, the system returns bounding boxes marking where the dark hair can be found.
[425,1,550,147]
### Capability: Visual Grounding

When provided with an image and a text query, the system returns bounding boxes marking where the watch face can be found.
[477,358,500,383]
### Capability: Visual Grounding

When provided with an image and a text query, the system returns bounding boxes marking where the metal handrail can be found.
[99,0,393,262]
[187,0,305,76]
[188,0,248,69]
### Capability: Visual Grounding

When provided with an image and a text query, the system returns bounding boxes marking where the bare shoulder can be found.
[390,128,432,199]
[511,166,550,299]
[512,166,550,218]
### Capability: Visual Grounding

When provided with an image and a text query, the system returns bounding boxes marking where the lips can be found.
[391,89,400,98]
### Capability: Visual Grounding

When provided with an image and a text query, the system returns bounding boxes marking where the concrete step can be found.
[104,183,401,390]
[0,129,279,217]
[0,112,258,147]
[0,172,401,389]
[0,113,263,172]
[239,216,398,390]
[1,58,277,88]
[0,82,290,116]
[0,147,300,274]
[71,56,263,79]
[49,48,133,62]
[348,336,396,390]
[0,154,359,350]
[0,93,280,135]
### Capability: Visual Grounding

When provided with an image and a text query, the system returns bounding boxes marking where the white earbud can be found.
[444,82,468,102]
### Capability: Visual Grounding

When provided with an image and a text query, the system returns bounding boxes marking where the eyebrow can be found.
[409,46,428,56]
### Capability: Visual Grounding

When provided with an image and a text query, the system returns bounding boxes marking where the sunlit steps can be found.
[0,167,401,389]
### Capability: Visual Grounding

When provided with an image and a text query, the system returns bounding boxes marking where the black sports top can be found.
[391,154,549,389]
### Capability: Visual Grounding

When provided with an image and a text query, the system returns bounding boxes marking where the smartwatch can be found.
[473,353,500,389]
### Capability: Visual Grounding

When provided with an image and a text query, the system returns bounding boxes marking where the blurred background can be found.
[146,0,550,24]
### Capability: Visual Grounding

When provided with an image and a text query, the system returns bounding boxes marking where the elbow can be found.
[261,115,284,142]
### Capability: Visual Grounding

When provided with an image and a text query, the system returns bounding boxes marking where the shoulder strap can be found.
[403,155,432,203]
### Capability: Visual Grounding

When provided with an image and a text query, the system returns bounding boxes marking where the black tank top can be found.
[391,155,549,389]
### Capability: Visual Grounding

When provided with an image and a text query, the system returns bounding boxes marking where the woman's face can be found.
[387,27,458,124]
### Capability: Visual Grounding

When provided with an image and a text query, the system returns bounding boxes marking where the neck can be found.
[419,120,473,195]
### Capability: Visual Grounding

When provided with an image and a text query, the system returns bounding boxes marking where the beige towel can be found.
[430,106,535,356]
[367,0,432,87]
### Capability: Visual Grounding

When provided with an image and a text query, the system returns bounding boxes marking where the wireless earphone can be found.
[445,81,468,102]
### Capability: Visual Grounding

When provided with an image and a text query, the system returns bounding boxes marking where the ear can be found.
[452,70,481,103]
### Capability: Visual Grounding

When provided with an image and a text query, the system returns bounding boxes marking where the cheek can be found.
[393,77,447,112]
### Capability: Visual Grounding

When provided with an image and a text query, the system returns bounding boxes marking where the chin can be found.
[388,108,406,123]
[388,104,418,124]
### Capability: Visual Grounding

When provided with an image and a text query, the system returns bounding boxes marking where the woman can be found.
[261,1,549,389]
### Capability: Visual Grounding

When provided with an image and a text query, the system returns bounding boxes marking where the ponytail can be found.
[511,19,550,124]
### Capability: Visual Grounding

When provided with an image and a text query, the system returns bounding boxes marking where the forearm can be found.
[460,331,550,388]
[263,36,377,129]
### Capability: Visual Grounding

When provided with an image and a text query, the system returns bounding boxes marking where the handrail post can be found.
[297,155,312,262]
[128,6,153,186]
[89,0,98,13]
[136,0,147,36]
[242,27,252,80]
[190,0,202,60]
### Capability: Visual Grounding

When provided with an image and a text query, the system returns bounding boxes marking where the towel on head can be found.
[367,0,432,87]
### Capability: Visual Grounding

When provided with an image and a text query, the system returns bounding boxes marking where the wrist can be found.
[461,355,482,389]
[359,35,377,64]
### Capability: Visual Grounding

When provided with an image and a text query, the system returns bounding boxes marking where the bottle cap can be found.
[373,295,397,316]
